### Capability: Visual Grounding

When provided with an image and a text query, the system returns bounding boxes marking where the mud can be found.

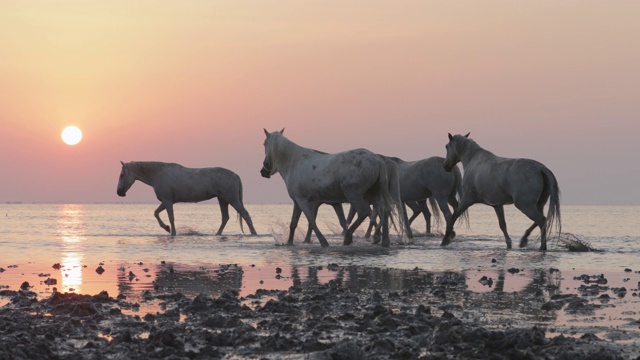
[1,268,639,360]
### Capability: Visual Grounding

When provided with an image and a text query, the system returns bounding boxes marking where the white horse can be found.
[391,156,466,236]
[346,156,466,239]
[117,161,257,236]
[260,129,403,247]
[442,133,561,251]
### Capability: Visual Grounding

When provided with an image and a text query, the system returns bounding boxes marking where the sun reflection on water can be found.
[56,204,86,293]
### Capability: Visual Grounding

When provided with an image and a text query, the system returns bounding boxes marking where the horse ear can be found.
[264,128,270,137]
[464,132,470,138]
[280,128,285,134]
[448,133,453,141]
[120,161,125,167]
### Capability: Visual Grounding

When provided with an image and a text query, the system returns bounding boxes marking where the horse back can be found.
[287,148,383,202]
[466,156,549,203]
[154,166,241,203]
[400,157,456,199]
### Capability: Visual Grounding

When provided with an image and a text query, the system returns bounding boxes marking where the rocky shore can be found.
[1,270,638,360]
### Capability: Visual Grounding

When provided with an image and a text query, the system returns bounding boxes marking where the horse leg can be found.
[298,200,329,247]
[154,203,171,234]
[346,205,357,226]
[406,201,422,227]
[401,204,413,239]
[303,202,321,243]
[377,207,391,247]
[493,205,512,249]
[515,202,547,251]
[331,203,348,235]
[216,199,230,235]
[165,202,177,236]
[369,212,379,243]
[416,200,432,234]
[344,201,371,246]
[441,199,472,246]
[228,200,258,235]
[436,197,453,236]
[288,202,303,245]
[303,224,314,243]
[365,211,376,240]
[520,223,538,249]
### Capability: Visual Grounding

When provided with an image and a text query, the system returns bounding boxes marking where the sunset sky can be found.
[1,1,639,205]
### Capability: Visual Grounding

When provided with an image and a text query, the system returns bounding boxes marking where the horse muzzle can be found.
[443,161,453,173]
[260,167,271,179]
[117,190,126,197]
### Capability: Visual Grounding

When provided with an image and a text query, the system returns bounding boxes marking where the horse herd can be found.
[117,129,561,251]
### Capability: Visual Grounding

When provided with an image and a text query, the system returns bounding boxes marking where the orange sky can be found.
[1,1,639,205]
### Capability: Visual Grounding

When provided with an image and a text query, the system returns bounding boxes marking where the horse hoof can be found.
[441,239,451,247]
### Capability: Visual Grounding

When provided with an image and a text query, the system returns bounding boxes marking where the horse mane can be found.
[270,133,313,167]
[385,156,404,163]
[128,161,176,178]
[456,135,494,160]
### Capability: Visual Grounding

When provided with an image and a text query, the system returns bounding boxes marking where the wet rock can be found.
[43,278,57,286]
[95,266,105,275]
[20,281,31,290]
[478,276,493,287]
[0,276,635,360]
[612,287,627,298]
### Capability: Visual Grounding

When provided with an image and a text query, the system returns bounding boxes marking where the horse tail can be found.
[381,160,404,241]
[542,167,561,241]
[236,175,246,234]
[427,197,442,232]
[453,165,470,228]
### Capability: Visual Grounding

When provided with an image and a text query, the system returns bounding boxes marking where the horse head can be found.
[260,128,284,178]
[443,133,470,172]
[117,161,136,197]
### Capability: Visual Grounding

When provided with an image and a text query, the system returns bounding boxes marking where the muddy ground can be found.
[1,268,639,360]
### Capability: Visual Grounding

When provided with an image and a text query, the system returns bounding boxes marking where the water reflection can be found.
[119,262,562,327]
[56,204,86,293]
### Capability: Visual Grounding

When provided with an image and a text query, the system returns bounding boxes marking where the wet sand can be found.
[2,260,640,359]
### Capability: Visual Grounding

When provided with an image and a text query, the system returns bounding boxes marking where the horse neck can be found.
[271,136,309,175]
[459,139,494,167]
[130,162,164,187]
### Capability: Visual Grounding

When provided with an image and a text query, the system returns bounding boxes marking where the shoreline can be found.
[2,271,639,359]
[2,260,640,358]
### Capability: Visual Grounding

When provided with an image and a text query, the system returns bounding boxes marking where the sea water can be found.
[1,203,639,339]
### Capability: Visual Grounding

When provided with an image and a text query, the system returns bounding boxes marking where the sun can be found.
[61,126,83,146]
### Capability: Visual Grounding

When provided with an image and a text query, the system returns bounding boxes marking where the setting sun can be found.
[61,126,82,146]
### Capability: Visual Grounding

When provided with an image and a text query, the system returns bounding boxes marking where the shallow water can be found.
[1,203,639,340]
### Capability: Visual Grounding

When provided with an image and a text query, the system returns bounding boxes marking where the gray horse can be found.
[442,133,561,251]
[260,129,403,247]
[117,161,257,236]
[347,156,465,239]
